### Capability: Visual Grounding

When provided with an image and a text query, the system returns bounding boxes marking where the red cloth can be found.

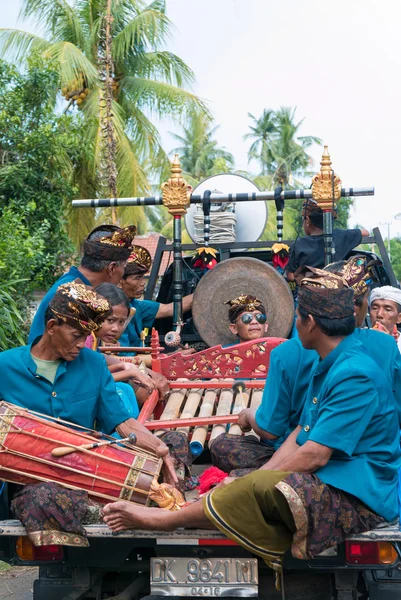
[198,466,228,494]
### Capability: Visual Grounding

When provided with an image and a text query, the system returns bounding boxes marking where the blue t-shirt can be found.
[0,344,130,435]
[119,299,160,351]
[297,334,401,522]
[115,382,139,419]
[29,267,91,343]
[255,328,401,450]
[255,339,317,449]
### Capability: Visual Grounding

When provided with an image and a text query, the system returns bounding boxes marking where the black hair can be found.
[298,304,355,337]
[306,210,323,229]
[44,305,62,326]
[95,283,130,314]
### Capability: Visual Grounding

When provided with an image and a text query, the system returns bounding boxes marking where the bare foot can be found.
[102,501,172,532]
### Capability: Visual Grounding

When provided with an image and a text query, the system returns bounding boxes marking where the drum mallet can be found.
[51,433,137,458]
[232,381,246,406]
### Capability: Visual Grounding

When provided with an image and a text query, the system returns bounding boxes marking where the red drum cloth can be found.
[0,402,161,505]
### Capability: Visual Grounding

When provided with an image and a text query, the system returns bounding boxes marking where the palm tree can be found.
[0,0,208,243]
[272,106,322,187]
[243,109,276,175]
[170,112,234,185]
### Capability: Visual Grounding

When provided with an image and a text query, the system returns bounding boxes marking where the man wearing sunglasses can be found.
[225,295,268,343]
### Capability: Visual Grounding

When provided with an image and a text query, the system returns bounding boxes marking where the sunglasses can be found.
[239,313,267,325]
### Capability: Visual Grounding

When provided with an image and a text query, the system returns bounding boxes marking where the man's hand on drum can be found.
[115,419,178,487]
[237,408,253,433]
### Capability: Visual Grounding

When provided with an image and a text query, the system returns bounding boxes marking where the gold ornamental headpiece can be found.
[297,268,354,319]
[49,280,112,334]
[225,295,266,323]
[83,225,136,261]
[324,256,381,298]
[124,245,153,277]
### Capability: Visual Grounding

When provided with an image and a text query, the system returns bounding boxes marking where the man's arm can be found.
[238,408,278,441]
[359,227,369,237]
[155,294,193,319]
[259,426,301,470]
[271,439,333,473]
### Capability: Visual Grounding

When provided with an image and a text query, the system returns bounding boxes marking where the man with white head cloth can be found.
[370,286,401,352]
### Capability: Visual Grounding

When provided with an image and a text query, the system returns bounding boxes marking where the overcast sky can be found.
[1,0,400,236]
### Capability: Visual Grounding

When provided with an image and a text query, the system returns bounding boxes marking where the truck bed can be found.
[0,519,399,543]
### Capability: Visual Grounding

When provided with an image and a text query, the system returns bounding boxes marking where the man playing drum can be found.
[103,270,401,576]
[0,281,176,483]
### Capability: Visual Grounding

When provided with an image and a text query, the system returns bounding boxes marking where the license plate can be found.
[150,557,258,597]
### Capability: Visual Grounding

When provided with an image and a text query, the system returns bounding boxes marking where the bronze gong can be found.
[192,257,295,347]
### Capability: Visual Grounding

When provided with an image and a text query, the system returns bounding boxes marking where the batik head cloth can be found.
[83,225,136,261]
[325,256,381,298]
[225,295,266,323]
[298,268,354,319]
[49,280,111,334]
[124,245,152,277]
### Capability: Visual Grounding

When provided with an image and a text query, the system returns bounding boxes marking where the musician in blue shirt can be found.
[1,281,175,480]
[119,246,193,350]
[29,224,136,343]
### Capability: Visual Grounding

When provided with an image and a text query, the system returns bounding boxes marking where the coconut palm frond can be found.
[112,8,170,64]
[43,41,98,88]
[20,0,85,47]
[0,29,50,63]
[122,76,208,119]
[128,51,195,87]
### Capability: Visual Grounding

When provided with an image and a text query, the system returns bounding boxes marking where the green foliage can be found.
[0,58,79,347]
[0,280,26,351]
[245,107,322,185]
[0,0,209,241]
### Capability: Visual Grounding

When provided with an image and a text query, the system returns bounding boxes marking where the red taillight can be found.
[346,541,397,565]
[16,537,63,561]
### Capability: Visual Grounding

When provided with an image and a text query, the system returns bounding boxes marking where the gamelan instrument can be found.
[192,257,295,347]
[139,333,286,456]
[0,402,161,505]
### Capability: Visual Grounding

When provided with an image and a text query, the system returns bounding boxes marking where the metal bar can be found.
[323,210,334,266]
[173,216,183,326]
[72,187,374,208]
[372,227,399,287]
[159,236,376,252]
[144,413,239,430]
[145,234,167,300]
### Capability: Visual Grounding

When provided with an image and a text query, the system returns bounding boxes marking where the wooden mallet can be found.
[51,432,137,458]
[232,381,246,406]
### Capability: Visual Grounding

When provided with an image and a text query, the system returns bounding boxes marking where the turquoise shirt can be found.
[29,267,91,344]
[119,299,160,351]
[297,334,401,522]
[0,344,130,435]
[255,339,317,449]
[255,328,401,450]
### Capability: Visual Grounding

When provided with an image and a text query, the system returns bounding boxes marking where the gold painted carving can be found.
[149,481,186,511]
[161,155,193,216]
[311,146,342,210]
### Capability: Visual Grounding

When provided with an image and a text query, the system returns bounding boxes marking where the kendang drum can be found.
[0,402,161,505]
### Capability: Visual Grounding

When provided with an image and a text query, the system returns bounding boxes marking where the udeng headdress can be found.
[124,245,152,277]
[225,295,266,323]
[49,280,111,334]
[298,268,354,319]
[83,225,136,261]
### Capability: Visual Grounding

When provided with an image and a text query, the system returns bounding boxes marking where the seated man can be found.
[103,271,401,574]
[29,224,136,343]
[370,285,401,351]
[119,246,193,349]
[286,199,368,281]
[0,281,175,483]
[212,256,401,475]
[225,295,268,344]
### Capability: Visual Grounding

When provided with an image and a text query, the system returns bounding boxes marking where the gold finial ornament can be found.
[311,146,342,210]
[161,154,193,216]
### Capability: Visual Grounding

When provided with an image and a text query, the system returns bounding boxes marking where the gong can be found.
[192,257,295,347]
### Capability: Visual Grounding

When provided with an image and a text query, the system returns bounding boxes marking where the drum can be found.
[0,402,162,505]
